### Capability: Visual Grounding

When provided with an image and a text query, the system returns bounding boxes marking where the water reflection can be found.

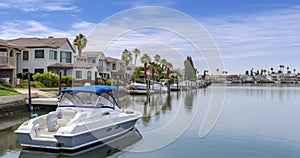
[0,111,32,157]
[19,128,142,158]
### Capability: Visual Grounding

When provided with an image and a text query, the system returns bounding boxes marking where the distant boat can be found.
[15,85,141,151]
[169,83,184,91]
[153,83,168,93]
[130,82,168,93]
[130,82,147,90]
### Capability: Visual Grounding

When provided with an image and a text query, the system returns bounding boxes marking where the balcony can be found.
[0,56,16,68]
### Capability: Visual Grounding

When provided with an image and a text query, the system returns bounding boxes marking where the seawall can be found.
[0,94,27,118]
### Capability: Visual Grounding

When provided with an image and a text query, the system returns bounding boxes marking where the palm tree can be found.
[161,59,167,70]
[165,61,173,77]
[270,67,274,74]
[148,62,157,80]
[294,68,297,74]
[73,33,88,58]
[216,68,219,75]
[279,65,284,73]
[287,66,290,74]
[140,53,151,81]
[121,49,133,66]
[132,48,140,66]
[154,54,161,64]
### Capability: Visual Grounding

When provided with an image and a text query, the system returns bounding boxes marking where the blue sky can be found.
[1,0,300,74]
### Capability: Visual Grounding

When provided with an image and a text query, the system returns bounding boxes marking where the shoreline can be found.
[0,94,27,118]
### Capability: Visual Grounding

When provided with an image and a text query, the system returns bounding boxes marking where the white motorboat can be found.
[130,82,168,93]
[15,85,141,151]
[153,83,168,93]
[130,82,147,90]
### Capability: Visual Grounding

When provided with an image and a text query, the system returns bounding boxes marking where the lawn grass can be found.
[39,88,59,92]
[0,90,21,96]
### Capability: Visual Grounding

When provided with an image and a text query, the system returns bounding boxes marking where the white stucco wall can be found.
[17,41,75,74]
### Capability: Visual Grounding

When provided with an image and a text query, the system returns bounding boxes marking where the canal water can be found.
[1,84,300,158]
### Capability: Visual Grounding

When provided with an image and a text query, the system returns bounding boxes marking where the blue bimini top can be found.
[60,85,117,96]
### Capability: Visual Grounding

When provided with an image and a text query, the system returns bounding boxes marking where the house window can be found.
[22,69,29,73]
[112,63,117,70]
[76,71,82,79]
[60,51,72,63]
[49,50,57,59]
[92,59,96,63]
[98,60,103,71]
[106,63,110,71]
[23,51,29,60]
[87,71,92,80]
[35,69,44,74]
[35,50,44,58]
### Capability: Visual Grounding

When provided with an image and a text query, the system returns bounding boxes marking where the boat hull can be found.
[15,118,139,151]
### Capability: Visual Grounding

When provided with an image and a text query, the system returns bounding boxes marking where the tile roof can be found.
[82,51,104,57]
[0,39,23,50]
[105,57,124,63]
[47,61,96,69]
[7,37,75,52]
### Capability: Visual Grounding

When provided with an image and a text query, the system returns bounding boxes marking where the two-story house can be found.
[0,39,23,86]
[105,57,127,80]
[81,51,131,81]
[8,37,76,75]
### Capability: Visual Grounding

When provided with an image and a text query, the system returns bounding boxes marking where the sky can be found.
[1,0,300,74]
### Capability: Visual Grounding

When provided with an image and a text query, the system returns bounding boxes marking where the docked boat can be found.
[130,82,147,90]
[130,82,168,93]
[153,83,168,93]
[15,85,142,151]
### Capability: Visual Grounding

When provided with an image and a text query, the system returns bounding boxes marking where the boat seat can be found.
[56,109,77,127]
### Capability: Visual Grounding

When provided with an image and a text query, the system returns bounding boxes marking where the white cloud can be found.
[0,0,78,12]
[201,6,300,61]
[0,20,95,40]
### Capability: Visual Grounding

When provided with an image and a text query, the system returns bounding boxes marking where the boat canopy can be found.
[60,85,117,96]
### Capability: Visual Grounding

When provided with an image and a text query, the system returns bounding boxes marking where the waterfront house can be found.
[0,39,23,86]
[79,51,130,81]
[105,57,128,80]
[47,61,98,81]
[8,37,76,75]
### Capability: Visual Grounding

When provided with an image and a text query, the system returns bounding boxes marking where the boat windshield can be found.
[59,91,119,108]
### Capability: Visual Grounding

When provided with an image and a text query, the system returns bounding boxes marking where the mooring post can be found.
[27,72,32,112]
[58,71,62,96]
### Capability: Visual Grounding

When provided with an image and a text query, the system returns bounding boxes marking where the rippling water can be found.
[1,84,300,158]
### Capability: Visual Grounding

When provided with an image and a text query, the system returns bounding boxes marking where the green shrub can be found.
[61,76,74,87]
[61,83,66,87]
[98,79,106,85]
[31,81,46,88]
[32,71,59,87]
[106,79,111,85]
[17,81,45,88]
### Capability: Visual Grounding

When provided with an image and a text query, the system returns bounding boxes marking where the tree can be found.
[73,33,88,58]
[132,48,140,66]
[279,65,284,73]
[270,67,274,74]
[148,62,157,80]
[165,61,173,77]
[133,66,144,81]
[140,53,151,81]
[121,49,133,66]
[287,66,290,74]
[154,54,161,64]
